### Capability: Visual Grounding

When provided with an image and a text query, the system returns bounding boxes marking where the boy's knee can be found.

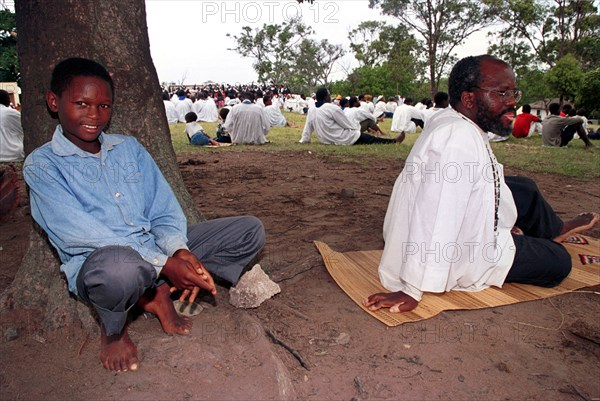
[78,246,155,305]
[242,216,266,246]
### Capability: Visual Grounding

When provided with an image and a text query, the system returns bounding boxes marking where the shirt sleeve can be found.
[134,142,189,259]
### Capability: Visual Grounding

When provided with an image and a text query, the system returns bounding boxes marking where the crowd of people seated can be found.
[161,81,599,149]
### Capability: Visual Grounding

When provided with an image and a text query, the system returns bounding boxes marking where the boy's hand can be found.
[161,250,217,303]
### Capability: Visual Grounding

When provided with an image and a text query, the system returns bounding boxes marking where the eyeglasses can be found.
[475,87,522,103]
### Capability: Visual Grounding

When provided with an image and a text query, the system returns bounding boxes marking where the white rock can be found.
[229,264,281,308]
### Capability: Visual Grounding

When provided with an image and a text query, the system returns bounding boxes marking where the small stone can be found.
[458,374,465,382]
[229,264,281,308]
[335,332,351,345]
[32,333,46,344]
[340,188,355,198]
[4,327,18,341]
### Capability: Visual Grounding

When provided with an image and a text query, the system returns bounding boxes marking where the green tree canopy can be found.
[576,68,600,118]
[369,0,495,96]
[227,17,344,92]
[485,0,600,71]
[0,8,19,83]
[545,54,584,103]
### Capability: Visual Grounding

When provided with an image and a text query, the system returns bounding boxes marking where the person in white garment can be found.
[364,55,599,313]
[263,94,297,127]
[300,88,403,145]
[194,92,219,123]
[0,90,25,162]
[385,97,398,118]
[224,92,270,145]
[390,97,424,134]
[162,92,178,125]
[174,89,193,123]
[344,96,387,136]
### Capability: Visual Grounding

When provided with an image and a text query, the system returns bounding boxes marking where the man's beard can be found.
[476,108,514,137]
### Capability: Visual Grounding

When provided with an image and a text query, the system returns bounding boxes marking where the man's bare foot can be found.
[554,212,600,242]
[137,283,193,335]
[362,291,418,313]
[101,330,139,372]
[395,131,406,144]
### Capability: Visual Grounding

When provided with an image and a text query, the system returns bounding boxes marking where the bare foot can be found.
[554,212,600,242]
[362,291,418,313]
[395,131,406,144]
[100,330,139,372]
[137,283,193,335]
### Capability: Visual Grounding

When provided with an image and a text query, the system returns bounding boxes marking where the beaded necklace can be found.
[484,141,500,236]
[458,112,501,236]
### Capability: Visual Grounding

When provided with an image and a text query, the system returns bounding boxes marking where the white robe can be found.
[194,98,219,122]
[391,104,423,133]
[224,101,270,145]
[0,105,24,162]
[300,103,360,145]
[344,107,374,129]
[174,98,193,123]
[163,100,178,124]
[264,104,287,127]
[379,108,517,301]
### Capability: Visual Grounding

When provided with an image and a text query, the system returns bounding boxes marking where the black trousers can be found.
[354,133,397,144]
[504,176,571,287]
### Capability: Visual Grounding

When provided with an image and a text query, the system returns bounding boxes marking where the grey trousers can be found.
[76,216,265,335]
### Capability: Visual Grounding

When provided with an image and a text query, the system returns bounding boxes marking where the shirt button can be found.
[153,258,159,264]
[115,192,121,198]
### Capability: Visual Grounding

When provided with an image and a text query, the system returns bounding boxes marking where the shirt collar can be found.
[51,124,124,158]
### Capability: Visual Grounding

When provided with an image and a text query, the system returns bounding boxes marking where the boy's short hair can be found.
[185,112,197,123]
[50,57,114,98]
[219,107,230,121]
[522,104,532,113]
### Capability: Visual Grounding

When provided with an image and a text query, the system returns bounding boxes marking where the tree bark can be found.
[1,0,202,332]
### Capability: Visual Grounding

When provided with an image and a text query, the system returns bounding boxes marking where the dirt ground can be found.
[1,149,599,401]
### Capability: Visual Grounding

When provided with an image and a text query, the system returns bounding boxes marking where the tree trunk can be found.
[1,0,202,332]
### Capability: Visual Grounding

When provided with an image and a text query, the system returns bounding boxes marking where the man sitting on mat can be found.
[364,55,599,313]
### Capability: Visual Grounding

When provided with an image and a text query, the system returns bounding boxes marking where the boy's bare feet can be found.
[100,330,138,372]
[137,283,193,335]
[362,291,418,313]
[554,212,600,242]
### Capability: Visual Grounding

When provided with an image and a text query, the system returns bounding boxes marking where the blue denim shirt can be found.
[23,125,189,295]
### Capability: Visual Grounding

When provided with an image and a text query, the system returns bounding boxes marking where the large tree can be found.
[227,17,344,92]
[485,0,600,70]
[0,8,19,83]
[369,0,495,96]
[2,0,201,331]
[545,54,585,103]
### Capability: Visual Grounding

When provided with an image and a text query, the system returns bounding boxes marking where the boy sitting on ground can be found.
[184,111,218,146]
[24,58,266,372]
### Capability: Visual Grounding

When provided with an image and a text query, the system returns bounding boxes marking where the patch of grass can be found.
[171,112,600,179]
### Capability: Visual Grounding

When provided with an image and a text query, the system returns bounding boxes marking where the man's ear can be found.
[461,91,476,110]
[46,91,59,113]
